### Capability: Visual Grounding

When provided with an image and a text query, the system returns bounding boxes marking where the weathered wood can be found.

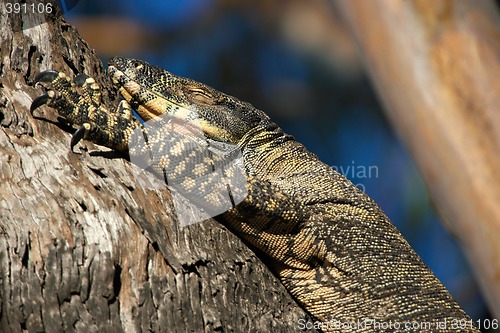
[0,1,311,331]
[336,0,500,317]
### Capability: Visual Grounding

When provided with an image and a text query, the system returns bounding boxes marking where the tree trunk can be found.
[0,1,311,331]
[336,0,500,317]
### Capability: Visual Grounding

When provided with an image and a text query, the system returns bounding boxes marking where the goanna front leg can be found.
[31,70,139,153]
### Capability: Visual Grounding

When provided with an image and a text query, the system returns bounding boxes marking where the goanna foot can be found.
[31,70,103,118]
[31,70,137,152]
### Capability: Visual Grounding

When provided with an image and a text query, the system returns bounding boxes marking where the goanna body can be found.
[31,57,478,332]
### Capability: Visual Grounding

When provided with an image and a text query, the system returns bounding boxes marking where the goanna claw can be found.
[31,70,60,114]
[30,93,50,114]
[34,70,60,84]
[71,125,87,152]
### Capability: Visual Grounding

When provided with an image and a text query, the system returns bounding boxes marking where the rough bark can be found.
[0,1,311,332]
[336,0,500,317]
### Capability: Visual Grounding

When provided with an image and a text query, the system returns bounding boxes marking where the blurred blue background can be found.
[65,0,488,322]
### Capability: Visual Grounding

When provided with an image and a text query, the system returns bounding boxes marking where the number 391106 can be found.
[4,2,53,14]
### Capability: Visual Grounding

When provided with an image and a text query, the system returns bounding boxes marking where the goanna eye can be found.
[132,60,143,70]
[188,87,215,105]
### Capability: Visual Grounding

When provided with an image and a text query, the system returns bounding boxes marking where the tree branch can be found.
[0,1,310,331]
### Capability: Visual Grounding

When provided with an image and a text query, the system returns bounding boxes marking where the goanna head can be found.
[109,57,270,145]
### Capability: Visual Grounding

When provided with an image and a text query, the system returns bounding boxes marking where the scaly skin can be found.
[31,57,478,332]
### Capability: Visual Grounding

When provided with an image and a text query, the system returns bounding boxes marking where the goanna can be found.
[31,57,479,332]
